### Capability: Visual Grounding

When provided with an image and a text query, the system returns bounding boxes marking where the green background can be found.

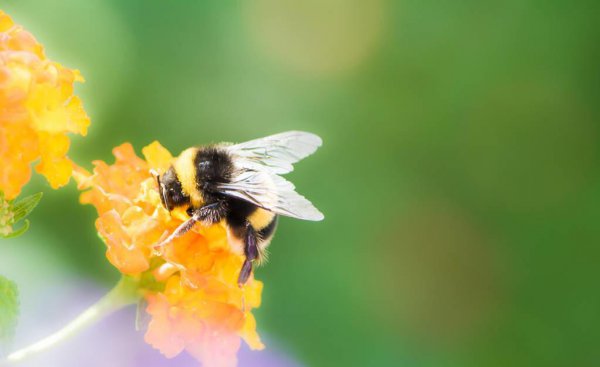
[3,0,600,366]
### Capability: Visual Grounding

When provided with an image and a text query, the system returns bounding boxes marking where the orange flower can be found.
[74,142,264,366]
[0,10,90,199]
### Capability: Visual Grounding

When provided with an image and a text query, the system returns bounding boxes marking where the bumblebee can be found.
[154,131,324,286]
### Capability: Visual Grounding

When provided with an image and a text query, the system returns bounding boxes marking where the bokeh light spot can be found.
[461,81,597,213]
[243,0,385,78]
[369,199,505,347]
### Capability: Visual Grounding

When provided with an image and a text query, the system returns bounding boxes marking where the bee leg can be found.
[153,201,227,253]
[238,224,259,287]
[195,200,228,225]
[153,215,199,252]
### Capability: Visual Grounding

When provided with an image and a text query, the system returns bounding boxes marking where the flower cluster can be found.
[0,10,90,199]
[1,10,267,366]
[74,142,264,367]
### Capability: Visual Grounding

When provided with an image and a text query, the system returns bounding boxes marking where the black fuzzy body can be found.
[193,146,278,273]
[193,146,260,228]
[160,146,278,260]
[193,146,234,203]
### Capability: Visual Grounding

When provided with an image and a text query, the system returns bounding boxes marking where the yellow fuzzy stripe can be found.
[173,147,203,207]
[248,208,275,231]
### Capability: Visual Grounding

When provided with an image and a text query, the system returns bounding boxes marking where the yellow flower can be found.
[74,142,264,366]
[0,10,90,199]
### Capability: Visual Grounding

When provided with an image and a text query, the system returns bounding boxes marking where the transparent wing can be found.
[225,131,322,174]
[217,131,324,221]
[217,170,324,221]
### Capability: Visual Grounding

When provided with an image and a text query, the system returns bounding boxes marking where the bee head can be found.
[155,167,189,211]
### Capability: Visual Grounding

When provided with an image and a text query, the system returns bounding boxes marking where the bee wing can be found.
[218,131,324,221]
[225,131,322,174]
[217,171,324,221]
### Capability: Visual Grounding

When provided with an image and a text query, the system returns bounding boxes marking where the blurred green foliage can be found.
[3,0,600,366]
[0,275,18,353]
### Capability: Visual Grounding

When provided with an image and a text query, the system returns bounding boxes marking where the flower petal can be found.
[0,11,89,198]
[78,141,265,365]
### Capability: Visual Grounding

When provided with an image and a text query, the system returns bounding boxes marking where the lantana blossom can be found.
[73,142,264,367]
[0,10,90,199]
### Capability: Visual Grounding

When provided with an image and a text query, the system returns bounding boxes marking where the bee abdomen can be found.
[257,215,278,241]
[248,208,276,233]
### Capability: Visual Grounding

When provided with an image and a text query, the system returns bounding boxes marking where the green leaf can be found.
[0,192,42,239]
[2,220,30,239]
[0,275,19,352]
[11,192,43,223]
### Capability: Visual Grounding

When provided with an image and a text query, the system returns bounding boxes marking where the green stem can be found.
[2,276,140,365]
